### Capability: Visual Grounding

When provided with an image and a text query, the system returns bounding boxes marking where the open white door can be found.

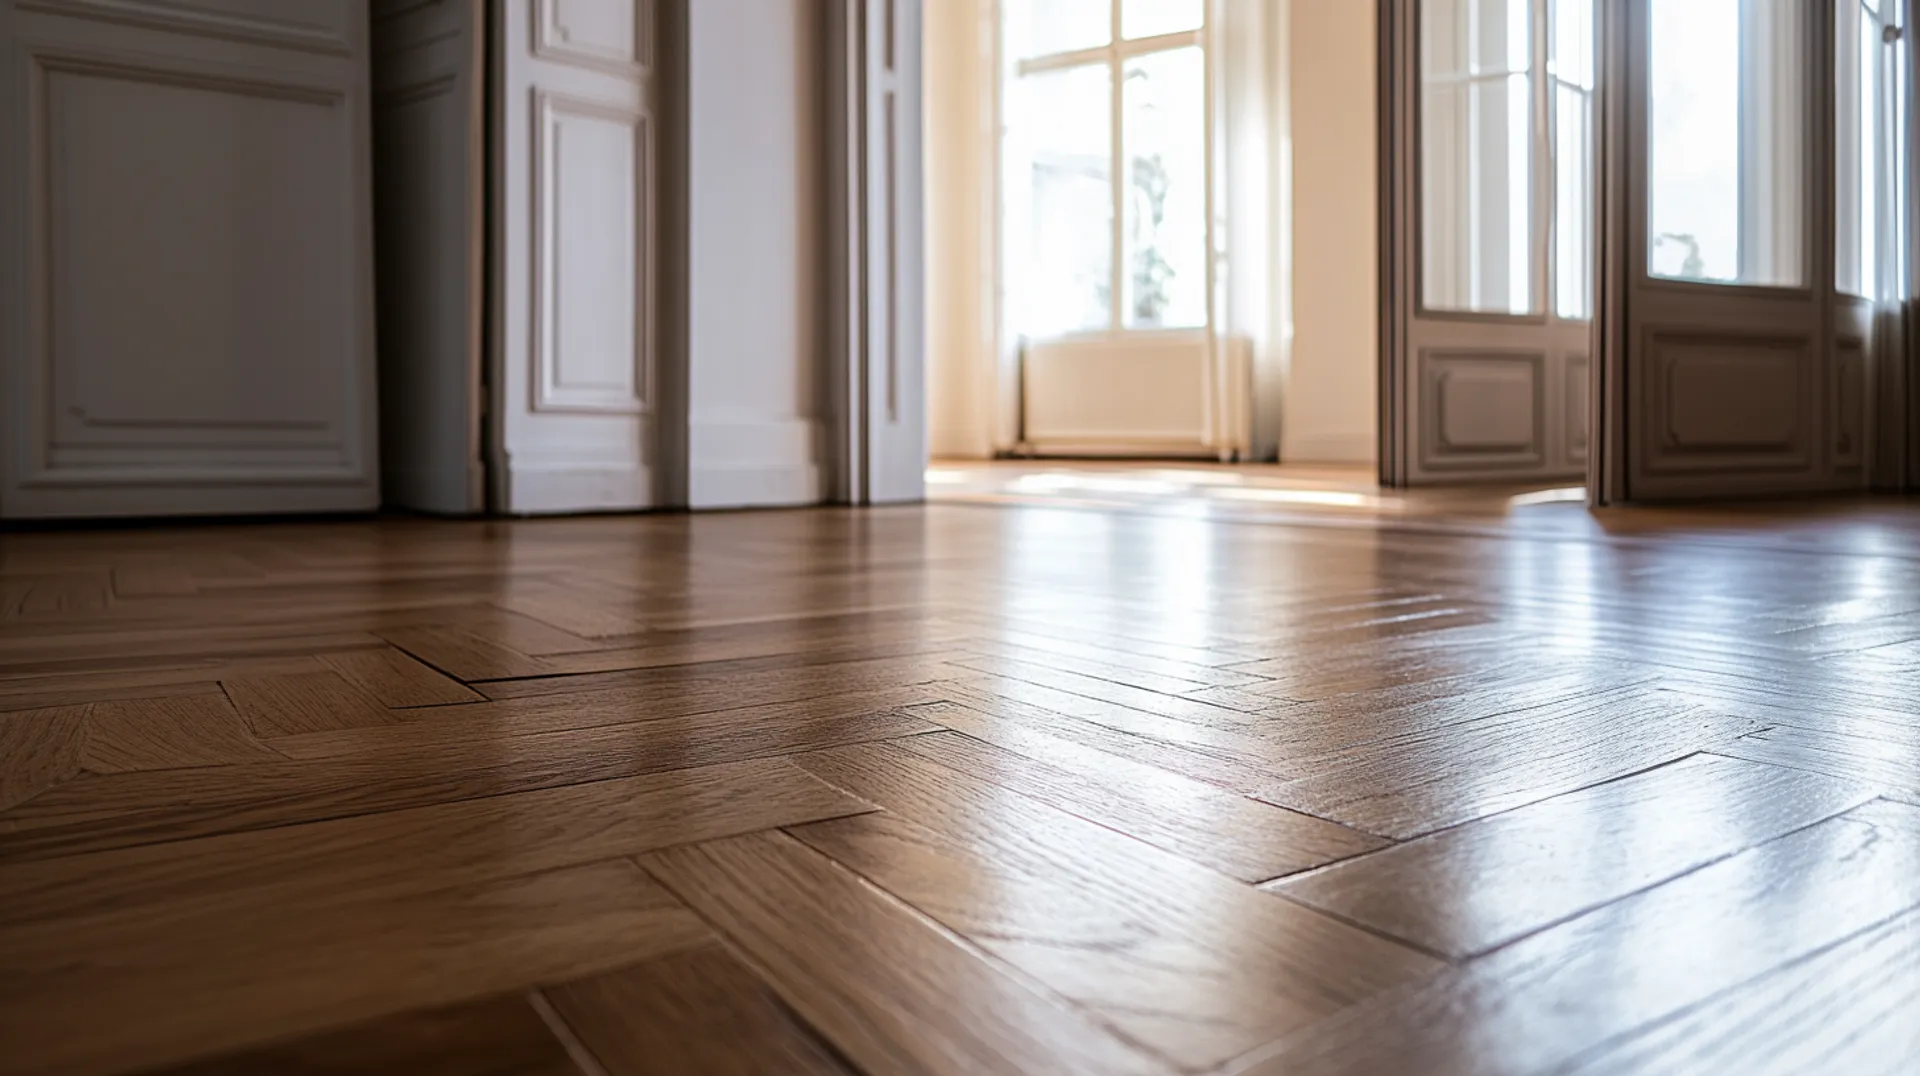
[0,0,379,518]
[1381,0,1596,486]
[489,0,660,514]
[1595,0,1897,501]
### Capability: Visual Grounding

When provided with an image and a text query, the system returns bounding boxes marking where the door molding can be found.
[824,0,926,505]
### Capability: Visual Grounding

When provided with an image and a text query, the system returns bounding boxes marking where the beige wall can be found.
[1284,0,1378,464]
[924,0,994,459]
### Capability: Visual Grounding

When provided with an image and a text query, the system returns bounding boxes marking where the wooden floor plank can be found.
[0,859,707,1076]
[1254,693,1760,838]
[0,706,86,812]
[890,725,1384,881]
[0,703,934,863]
[377,625,555,681]
[1233,800,1920,1076]
[320,647,486,707]
[0,756,871,929]
[1274,754,1875,957]
[544,944,855,1075]
[1717,724,1920,804]
[1560,905,1920,1076]
[790,740,1440,1070]
[640,831,1166,1076]
[224,670,405,737]
[136,993,583,1076]
[81,694,282,774]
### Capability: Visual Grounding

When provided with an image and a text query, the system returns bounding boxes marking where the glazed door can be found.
[1595,0,1899,500]
[1383,0,1595,485]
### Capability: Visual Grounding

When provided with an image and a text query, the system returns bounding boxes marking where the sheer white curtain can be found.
[1213,0,1289,459]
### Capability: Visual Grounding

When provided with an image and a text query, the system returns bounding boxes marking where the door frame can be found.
[824,0,927,504]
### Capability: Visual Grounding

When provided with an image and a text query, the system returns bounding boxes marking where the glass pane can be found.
[1122,0,1203,40]
[1551,0,1595,319]
[1468,0,1532,74]
[1007,63,1113,336]
[1122,46,1207,328]
[1837,0,1879,297]
[1648,0,1805,286]
[1554,84,1593,319]
[1420,0,1536,314]
[1550,0,1595,89]
[1006,0,1111,60]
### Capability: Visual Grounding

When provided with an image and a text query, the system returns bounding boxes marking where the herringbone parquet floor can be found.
[4,479,1920,1074]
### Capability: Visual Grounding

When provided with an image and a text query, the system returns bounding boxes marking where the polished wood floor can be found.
[4,475,1920,1074]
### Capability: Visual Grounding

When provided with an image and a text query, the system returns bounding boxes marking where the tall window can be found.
[1419,0,1595,320]
[1838,0,1909,300]
[1646,0,1805,287]
[1003,0,1209,339]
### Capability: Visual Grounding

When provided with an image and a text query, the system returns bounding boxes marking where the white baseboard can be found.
[1281,431,1378,465]
[504,463,652,515]
[687,418,823,508]
[690,463,822,508]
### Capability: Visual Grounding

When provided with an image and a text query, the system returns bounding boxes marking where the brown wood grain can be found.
[545,944,855,1075]
[641,831,1165,1076]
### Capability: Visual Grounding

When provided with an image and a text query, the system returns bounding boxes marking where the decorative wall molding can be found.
[20,48,368,495]
[16,0,356,55]
[530,88,652,415]
[533,0,651,75]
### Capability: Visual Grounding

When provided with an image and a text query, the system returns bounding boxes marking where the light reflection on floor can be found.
[926,459,1587,531]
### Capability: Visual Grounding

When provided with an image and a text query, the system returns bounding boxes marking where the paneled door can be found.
[1595,0,1901,501]
[490,0,658,513]
[1382,0,1596,485]
[0,0,380,518]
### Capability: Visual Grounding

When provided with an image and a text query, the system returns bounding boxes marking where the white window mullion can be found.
[1110,0,1125,331]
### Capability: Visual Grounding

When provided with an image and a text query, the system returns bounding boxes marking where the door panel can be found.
[491,0,658,513]
[0,0,379,518]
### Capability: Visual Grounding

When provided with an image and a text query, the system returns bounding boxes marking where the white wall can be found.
[684,0,825,506]
[1284,0,1379,465]
[924,0,994,459]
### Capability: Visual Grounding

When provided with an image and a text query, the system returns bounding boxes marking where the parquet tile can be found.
[319,647,487,707]
[136,993,584,1076]
[0,858,707,1076]
[640,831,1167,1076]
[544,944,856,1075]
[1236,800,1920,1076]
[4,486,1920,1074]
[1274,753,1875,956]
[789,740,1440,1070]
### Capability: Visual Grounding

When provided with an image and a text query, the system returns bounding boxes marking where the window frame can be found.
[1005,0,1213,340]
[1415,0,1595,325]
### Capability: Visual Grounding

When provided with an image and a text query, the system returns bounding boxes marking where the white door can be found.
[1382,0,1596,485]
[1596,0,1898,500]
[371,0,487,515]
[0,0,379,518]
[490,0,659,514]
